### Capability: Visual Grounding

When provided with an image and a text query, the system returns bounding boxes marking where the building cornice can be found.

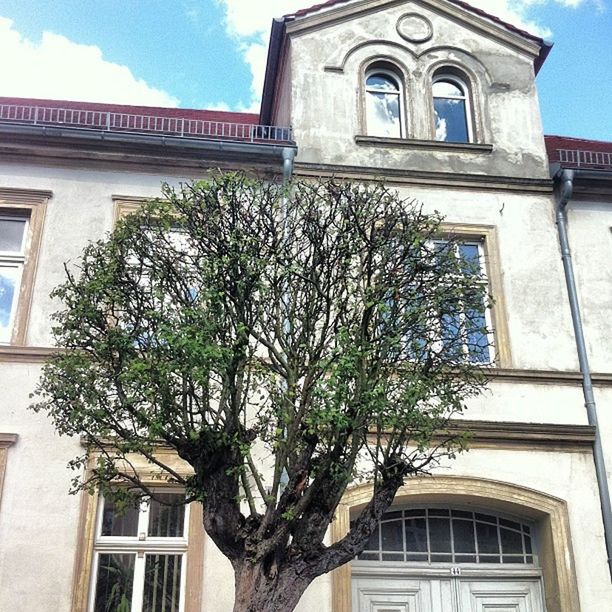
[488,368,612,386]
[0,433,18,448]
[0,346,57,363]
[294,161,553,193]
[2,347,611,388]
[441,419,595,450]
[0,125,295,174]
[286,0,542,60]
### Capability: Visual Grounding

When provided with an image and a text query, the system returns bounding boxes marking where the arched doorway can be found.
[331,477,580,612]
[352,506,545,611]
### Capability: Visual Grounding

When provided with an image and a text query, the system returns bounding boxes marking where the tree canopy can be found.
[32,173,490,612]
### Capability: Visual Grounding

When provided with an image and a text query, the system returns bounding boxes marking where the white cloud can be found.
[0,17,179,107]
[215,0,605,112]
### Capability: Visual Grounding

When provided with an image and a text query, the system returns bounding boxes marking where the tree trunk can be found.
[232,559,311,612]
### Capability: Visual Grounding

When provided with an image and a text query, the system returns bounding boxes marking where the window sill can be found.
[355,135,493,154]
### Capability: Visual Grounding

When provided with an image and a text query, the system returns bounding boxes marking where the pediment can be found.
[286,0,542,60]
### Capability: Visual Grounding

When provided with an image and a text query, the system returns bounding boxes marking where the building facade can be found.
[0,1,611,610]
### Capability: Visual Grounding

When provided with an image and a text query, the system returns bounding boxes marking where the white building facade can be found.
[0,1,610,611]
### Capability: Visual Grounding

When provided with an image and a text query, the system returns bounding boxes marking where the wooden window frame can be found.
[0,188,50,345]
[71,449,204,612]
[0,433,18,511]
[439,223,511,368]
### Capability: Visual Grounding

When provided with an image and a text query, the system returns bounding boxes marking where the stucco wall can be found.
[281,1,549,179]
[0,158,610,610]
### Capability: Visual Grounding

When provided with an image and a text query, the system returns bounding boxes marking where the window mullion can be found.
[132,554,146,612]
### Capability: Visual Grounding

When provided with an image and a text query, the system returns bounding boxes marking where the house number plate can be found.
[450,567,462,576]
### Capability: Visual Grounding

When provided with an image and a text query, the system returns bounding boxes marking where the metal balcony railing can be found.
[0,103,293,144]
[555,148,612,170]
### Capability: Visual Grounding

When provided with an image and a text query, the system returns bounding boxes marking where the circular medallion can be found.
[396,13,433,43]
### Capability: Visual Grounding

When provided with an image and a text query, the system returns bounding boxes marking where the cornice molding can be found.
[2,347,611,387]
[488,367,612,386]
[442,419,595,450]
[286,0,541,59]
[355,135,493,154]
[0,433,18,448]
[0,187,53,203]
[0,346,57,363]
[294,161,553,193]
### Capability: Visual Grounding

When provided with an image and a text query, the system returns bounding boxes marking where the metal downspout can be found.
[282,146,296,185]
[555,168,612,579]
[278,146,296,491]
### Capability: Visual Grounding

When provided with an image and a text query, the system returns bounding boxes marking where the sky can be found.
[0,0,609,140]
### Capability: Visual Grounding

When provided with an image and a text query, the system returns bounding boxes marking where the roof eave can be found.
[535,41,553,75]
[260,18,289,126]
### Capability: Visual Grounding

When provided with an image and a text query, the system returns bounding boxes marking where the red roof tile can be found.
[0,96,259,125]
[287,0,543,44]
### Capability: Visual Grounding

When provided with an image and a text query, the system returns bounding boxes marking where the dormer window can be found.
[365,70,404,138]
[432,74,471,143]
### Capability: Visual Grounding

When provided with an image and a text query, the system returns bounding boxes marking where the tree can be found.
[32,173,490,612]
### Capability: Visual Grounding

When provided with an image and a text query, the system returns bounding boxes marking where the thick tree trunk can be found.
[232,560,311,612]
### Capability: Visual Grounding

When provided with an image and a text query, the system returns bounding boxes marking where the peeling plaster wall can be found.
[564,200,612,373]
[282,2,549,179]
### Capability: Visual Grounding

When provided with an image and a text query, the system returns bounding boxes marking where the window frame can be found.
[364,68,406,139]
[360,60,409,140]
[0,188,49,346]
[354,505,539,567]
[432,72,473,144]
[89,492,190,612]
[71,450,205,612]
[429,235,494,364]
[437,224,511,368]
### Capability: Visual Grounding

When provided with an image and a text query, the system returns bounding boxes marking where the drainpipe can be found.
[278,147,296,491]
[282,146,296,185]
[554,167,612,579]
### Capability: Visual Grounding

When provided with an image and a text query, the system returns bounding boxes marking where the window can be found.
[432,74,471,143]
[0,189,49,346]
[434,237,492,363]
[0,433,18,508]
[90,493,188,612]
[365,69,404,138]
[0,215,29,344]
[356,507,535,565]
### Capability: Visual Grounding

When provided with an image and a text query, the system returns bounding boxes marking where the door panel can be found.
[458,579,545,612]
[352,576,545,612]
[352,577,435,612]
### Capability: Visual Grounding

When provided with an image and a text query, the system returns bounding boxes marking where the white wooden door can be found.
[352,576,545,612]
[458,579,545,612]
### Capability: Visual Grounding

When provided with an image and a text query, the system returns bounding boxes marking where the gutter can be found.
[553,166,612,579]
[534,41,553,76]
[0,122,297,164]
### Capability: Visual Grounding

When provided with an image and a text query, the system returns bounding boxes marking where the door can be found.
[458,579,545,612]
[352,576,545,612]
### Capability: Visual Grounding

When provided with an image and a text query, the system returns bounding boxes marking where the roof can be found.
[286,0,543,44]
[545,135,612,171]
[0,96,259,126]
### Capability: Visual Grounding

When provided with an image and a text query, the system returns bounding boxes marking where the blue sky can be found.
[0,0,609,139]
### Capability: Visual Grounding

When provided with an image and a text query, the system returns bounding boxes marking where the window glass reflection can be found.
[433,79,469,143]
[366,73,402,138]
[0,265,20,343]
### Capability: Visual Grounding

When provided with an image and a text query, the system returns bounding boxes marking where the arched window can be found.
[365,70,404,138]
[432,74,471,143]
[356,507,535,565]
